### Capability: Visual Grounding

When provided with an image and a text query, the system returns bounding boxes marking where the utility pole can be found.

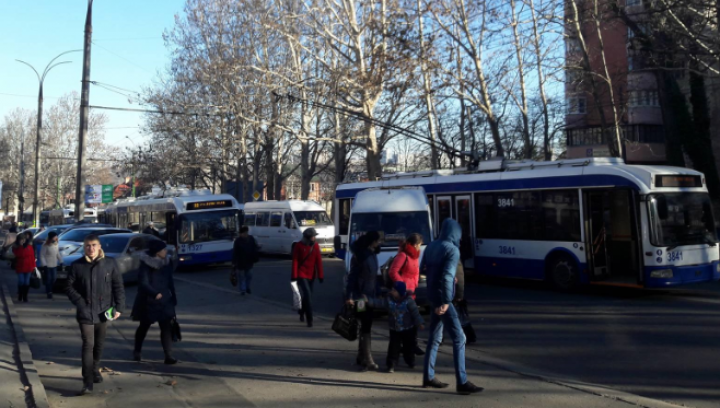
[75,0,93,222]
[16,50,78,227]
[18,139,25,222]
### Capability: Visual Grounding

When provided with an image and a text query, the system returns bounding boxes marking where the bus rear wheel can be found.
[547,255,578,291]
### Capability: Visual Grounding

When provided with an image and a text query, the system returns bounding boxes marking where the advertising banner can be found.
[84,185,102,204]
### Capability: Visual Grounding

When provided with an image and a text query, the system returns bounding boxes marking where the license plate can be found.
[321,247,332,253]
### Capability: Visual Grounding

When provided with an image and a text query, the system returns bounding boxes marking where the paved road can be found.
[1,263,649,408]
[175,256,720,408]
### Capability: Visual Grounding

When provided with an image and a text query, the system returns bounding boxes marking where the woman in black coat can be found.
[131,240,178,364]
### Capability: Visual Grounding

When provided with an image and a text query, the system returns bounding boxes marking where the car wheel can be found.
[547,254,578,291]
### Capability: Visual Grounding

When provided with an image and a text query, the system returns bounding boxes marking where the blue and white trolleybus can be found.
[334,158,720,289]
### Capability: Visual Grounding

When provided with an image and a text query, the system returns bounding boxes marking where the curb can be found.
[175,276,688,408]
[1,283,51,408]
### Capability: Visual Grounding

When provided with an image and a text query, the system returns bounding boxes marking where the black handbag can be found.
[332,305,358,341]
[29,275,41,289]
[171,316,182,342]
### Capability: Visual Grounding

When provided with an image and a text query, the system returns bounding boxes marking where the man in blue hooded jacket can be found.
[421,218,483,395]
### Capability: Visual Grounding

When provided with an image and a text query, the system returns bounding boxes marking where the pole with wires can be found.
[75,0,93,222]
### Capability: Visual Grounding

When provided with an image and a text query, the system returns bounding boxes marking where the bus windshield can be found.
[293,211,332,227]
[179,209,238,243]
[649,193,718,247]
[350,211,431,248]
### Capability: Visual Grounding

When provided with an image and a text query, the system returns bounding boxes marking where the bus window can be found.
[244,213,256,226]
[270,212,282,227]
[338,199,351,235]
[284,212,296,229]
[256,212,270,227]
[437,197,452,231]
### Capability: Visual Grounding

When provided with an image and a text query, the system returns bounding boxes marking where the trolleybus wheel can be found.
[547,254,578,291]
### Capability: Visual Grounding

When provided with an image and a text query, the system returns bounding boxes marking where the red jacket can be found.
[13,245,36,274]
[291,240,324,281]
[388,243,420,296]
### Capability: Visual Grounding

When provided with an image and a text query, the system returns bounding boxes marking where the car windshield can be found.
[99,236,129,254]
[649,193,718,247]
[179,209,238,243]
[293,211,332,227]
[60,229,124,242]
[349,211,431,248]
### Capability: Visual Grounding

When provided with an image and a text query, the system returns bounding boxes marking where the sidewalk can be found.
[0,281,29,408]
[2,266,683,408]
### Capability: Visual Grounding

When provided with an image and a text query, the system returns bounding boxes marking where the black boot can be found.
[22,286,29,303]
[77,383,93,396]
[17,287,22,302]
[299,310,305,322]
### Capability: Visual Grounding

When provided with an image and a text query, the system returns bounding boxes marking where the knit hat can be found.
[48,231,58,240]
[302,228,318,238]
[393,281,407,298]
[147,240,167,256]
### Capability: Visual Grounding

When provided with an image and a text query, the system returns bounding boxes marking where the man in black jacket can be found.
[66,234,125,395]
[232,226,260,295]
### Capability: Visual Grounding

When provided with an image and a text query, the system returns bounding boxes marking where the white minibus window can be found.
[270,212,282,227]
[244,213,256,226]
[284,212,296,229]
[256,212,270,227]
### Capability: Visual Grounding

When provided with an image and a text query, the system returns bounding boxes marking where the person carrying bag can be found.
[291,228,324,327]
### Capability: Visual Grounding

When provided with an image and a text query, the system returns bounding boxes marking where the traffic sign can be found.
[253,190,260,201]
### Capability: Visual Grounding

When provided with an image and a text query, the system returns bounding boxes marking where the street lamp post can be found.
[17,49,80,227]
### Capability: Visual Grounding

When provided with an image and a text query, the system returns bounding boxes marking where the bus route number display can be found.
[655,175,702,188]
[186,200,233,211]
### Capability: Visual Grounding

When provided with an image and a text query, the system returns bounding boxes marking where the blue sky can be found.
[0,0,186,148]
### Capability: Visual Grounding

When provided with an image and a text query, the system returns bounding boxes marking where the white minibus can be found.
[244,200,335,256]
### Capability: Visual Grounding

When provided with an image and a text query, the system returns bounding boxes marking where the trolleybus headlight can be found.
[179,256,192,262]
[650,269,673,278]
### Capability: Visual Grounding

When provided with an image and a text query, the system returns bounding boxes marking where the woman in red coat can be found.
[291,228,324,327]
[388,233,425,356]
[13,233,36,303]
[388,233,423,298]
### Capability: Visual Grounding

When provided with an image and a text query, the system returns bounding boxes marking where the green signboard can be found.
[102,185,114,203]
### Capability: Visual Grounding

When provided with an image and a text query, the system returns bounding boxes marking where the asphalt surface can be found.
[175,256,720,408]
[1,262,646,408]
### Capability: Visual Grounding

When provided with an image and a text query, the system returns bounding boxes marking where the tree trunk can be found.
[688,68,720,199]
[416,0,439,169]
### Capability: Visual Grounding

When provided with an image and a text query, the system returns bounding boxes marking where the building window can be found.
[566,69,582,85]
[628,90,659,107]
[566,97,587,114]
[566,38,582,54]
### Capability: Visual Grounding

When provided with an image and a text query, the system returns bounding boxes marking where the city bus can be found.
[334,158,720,289]
[49,208,75,225]
[104,189,244,266]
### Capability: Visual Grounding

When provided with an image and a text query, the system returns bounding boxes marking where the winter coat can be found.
[232,235,260,271]
[388,243,420,296]
[421,218,461,307]
[131,253,177,324]
[40,242,63,268]
[65,250,126,324]
[291,239,324,281]
[142,226,160,237]
[12,244,36,273]
[345,241,379,301]
[369,293,424,332]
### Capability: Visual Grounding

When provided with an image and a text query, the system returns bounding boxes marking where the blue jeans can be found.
[423,303,468,386]
[17,272,31,287]
[238,268,252,292]
[45,267,57,294]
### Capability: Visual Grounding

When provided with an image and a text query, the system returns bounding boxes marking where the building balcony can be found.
[566,124,666,163]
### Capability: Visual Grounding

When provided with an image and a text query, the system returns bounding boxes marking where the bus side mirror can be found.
[334,235,342,252]
[656,196,669,220]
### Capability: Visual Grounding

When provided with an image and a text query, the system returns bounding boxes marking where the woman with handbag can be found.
[345,231,382,372]
[40,231,63,299]
[12,233,36,303]
[130,240,178,364]
[388,233,425,356]
[291,228,324,327]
